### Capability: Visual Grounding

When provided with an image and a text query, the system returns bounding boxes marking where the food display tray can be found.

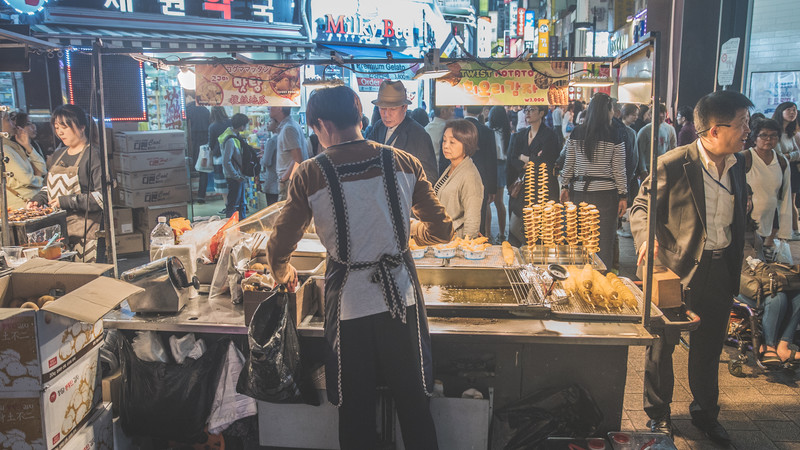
[549,277,662,322]
[521,245,606,271]
[5,210,67,245]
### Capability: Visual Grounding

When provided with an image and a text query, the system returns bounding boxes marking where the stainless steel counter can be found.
[103,295,247,334]
[298,315,653,345]
[104,293,653,345]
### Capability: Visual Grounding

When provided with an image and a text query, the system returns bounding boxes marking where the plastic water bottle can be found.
[150,216,174,252]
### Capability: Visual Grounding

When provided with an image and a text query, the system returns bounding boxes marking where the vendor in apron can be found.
[267,86,453,450]
[28,105,103,262]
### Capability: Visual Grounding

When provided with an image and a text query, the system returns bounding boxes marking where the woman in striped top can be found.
[560,93,628,267]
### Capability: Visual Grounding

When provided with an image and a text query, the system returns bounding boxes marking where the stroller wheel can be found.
[728,359,745,378]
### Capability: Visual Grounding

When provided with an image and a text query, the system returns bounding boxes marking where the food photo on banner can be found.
[434,60,577,106]
[195,64,302,107]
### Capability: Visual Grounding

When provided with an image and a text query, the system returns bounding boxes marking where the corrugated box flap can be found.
[0,308,31,320]
[14,259,112,276]
[43,277,144,323]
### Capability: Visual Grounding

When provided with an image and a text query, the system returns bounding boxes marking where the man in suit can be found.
[630,90,753,446]
[461,106,497,237]
[365,80,438,183]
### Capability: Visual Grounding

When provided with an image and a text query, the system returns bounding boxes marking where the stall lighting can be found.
[177,67,196,91]
[570,77,613,87]
[413,49,450,80]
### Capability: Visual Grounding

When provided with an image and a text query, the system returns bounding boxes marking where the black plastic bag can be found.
[237,289,317,405]
[118,335,227,442]
[491,384,603,450]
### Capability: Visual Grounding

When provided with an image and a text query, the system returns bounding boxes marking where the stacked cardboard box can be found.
[111,130,189,254]
[0,260,142,449]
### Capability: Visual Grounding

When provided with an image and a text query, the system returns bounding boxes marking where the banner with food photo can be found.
[434,61,573,106]
[195,64,302,107]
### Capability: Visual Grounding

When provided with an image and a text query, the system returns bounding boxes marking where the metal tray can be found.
[521,245,606,271]
[549,277,662,322]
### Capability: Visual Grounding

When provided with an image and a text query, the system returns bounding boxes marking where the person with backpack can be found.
[743,118,792,262]
[220,113,251,218]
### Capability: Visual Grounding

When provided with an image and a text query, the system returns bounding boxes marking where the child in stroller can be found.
[732,291,800,373]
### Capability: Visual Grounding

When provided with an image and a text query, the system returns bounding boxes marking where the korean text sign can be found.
[434,61,573,106]
[195,64,301,107]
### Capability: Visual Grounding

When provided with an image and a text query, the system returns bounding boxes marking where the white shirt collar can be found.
[697,139,737,177]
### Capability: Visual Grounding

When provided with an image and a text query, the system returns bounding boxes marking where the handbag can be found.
[739,261,800,303]
[195,144,214,173]
[508,177,524,199]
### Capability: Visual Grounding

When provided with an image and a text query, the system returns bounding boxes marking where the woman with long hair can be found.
[772,102,800,239]
[560,93,627,267]
[28,104,103,262]
[486,106,510,242]
[208,106,231,198]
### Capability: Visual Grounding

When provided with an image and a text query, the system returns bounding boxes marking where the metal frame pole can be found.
[642,31,661,331]
[0,132,10,247]
[92,40,119,276]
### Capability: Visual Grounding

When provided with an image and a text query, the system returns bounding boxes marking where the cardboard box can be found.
[61,403,113,450]
[115,167,189,191]
[0,348,103,450]
[134,203,190,234]
[112,208,134,235]
[652,266,682,309]
[101,372,121,418]
[118,184,190,208]
[0,260,143,391]
[115,232,144,255]
[114,130,185,153]
[112,149,186,172]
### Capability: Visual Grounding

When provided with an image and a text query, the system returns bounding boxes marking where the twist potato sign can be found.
[434,61,574,106]
[195,64,302,106]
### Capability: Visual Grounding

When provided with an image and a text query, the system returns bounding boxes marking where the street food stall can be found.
[1,28,675,448]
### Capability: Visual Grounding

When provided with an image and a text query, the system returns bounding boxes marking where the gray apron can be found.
[315,145,433,407]
[47,147,101,262]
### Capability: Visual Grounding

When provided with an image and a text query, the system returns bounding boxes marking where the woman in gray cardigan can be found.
[433,119,484,238]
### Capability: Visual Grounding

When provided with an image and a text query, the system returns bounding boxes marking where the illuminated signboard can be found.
[2,0,49,14]
[50,0,294,23]
[523,10,535,42]
[65,50,147,121]
[537,19,549,57]
[515,7,525,37]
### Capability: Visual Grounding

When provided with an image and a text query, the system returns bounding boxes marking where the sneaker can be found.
[617,229,633,238]
[196,198,206,204]
[791,231,800,241]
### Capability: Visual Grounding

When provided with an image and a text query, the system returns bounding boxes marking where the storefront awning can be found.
[30,24,314,55]
[318,43,414,60]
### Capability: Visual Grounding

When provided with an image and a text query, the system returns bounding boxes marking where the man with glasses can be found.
[366,81,438,183]
[630,91,753,446]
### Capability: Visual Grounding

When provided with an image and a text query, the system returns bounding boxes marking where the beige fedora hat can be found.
[371,80,412,108]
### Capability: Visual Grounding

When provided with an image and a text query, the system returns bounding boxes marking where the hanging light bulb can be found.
[177,66,196,91]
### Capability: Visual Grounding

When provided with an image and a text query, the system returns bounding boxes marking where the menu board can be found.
[434,61,573,106]
[195,64,301,107]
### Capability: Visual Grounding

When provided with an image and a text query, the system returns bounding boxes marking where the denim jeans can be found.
[225,178,246,219]
[737,292,800,347]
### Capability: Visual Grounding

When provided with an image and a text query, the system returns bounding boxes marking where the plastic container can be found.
[150,216,175,254]
[38,242,63,260]
[463,249,487,260]
[411,247,427,259]
[2,246,24,267]
[433,247,456,259]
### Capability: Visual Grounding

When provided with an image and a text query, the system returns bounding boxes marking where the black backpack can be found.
[225,135,261,178]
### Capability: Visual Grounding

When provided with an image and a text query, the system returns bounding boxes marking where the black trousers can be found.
[339,306,438,450]
[643,249,734,422]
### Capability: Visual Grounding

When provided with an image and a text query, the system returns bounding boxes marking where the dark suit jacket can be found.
[366,117,438,183]
[463,117,497,193]
[630,141,747,292]
[506,125,560,217]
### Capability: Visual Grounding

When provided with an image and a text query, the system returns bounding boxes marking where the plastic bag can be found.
[118,336,228,442]
[490,384,603,450]
[195,144,214,173]
[131,331,169,363]
[169,333,207,364]
[210,213,240,262]
[774,239,793,264]
[26,224,60,245]
[208,227,247,304]
[208,341,257,435]
[236,289,317,405]
[179,216,226,263]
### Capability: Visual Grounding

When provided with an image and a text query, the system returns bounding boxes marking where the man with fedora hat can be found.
[366,80,438,183]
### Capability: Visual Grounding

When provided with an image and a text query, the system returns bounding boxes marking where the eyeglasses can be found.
[696,124,731,135]
[757,133,779,140]
[524,107,538,114]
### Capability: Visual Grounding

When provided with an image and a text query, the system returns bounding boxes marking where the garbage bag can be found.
[118,335,228,442]
[236,289,318,405]
[490,384,603,450]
